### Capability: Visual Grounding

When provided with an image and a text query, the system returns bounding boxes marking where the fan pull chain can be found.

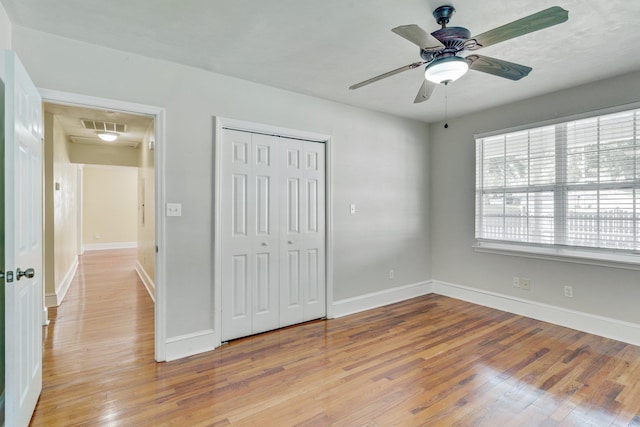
[444,82,449,129]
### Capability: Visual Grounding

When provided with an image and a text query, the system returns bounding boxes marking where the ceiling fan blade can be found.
[469,6,568,49]
[414,80,435,103]
[392,25,444,50]
[349,61,425,90]
[467,54,532,80]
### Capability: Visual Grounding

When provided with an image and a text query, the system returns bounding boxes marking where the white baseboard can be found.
[431,280,640,347]
[45,257,79,307]
[83,241,137,251]
[44,294,56,307]
[330,279,640,347]
[165,329,217,362]
[331,281,432,318]
[135,261,155,303]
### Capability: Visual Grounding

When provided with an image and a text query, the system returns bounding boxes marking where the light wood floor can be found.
[31,249,640,426]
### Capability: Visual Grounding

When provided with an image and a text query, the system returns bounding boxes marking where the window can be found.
[475,106,640,261]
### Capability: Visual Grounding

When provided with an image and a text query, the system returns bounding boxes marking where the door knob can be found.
[261,242,268,246]
[16,267,35,280]
[288,240,293,244]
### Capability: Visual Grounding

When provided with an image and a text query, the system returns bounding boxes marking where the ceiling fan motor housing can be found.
[420,26,471,61]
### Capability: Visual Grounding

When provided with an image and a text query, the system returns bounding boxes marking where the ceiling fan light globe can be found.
[424,56,469,84]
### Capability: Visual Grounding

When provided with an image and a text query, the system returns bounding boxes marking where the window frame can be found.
[474,102,640,269]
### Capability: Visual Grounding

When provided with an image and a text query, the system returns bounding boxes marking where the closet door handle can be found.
[261,242,268,246]
[288,240,293,244]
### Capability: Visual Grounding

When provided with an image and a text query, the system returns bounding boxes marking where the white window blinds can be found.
[476,108,640,254]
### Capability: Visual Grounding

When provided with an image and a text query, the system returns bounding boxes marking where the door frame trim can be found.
[38,88,168,361]
[213,117,333,347]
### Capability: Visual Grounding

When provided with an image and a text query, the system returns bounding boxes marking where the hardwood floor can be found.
[31,250,640,426]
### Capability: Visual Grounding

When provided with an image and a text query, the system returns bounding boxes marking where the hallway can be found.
[32,249,154,425]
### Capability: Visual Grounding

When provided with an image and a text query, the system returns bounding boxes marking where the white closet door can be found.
[221,130,280,341]
[279,140,304,325]
[221,128,325,341]
[250,134,280,334]
[280,140,326,325]
[300,142,326,321]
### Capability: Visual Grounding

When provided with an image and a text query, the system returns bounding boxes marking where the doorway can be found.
[39,90,167,361]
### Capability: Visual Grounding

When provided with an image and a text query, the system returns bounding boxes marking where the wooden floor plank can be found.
[30,249,640,426]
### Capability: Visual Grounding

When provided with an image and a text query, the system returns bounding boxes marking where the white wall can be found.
[82,165,137,248]
[12,27,431,342]
[430,70,640,325]
[0,1,10,49]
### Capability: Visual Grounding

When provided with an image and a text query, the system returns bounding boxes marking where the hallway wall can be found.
[43,112,79,306]
[82,165,137,250]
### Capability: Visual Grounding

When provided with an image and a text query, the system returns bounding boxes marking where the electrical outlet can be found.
[513,276,520,288]
[389,269,394,279]
[350,203,356,214]
[564,285,573,298]
[521,278,531,291]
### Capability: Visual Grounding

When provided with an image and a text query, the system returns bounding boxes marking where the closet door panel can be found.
[221,130,253,340]
[280,141,304,326]
[231,255,249,317]
[302,142,326,321]
[251,134,280,335]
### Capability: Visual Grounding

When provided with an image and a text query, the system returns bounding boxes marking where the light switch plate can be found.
[166,203,182,217]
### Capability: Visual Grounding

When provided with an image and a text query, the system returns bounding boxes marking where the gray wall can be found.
[11,26,431,339]
[0,1,10,49]
[430,70,640,325]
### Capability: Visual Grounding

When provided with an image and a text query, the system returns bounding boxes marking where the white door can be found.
[300,142,325,321]
[221,130,280,341]
[221,128,325,341]
[280,141,325,326]
[2,51,43,426]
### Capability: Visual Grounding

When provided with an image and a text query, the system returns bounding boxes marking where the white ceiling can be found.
[5,0,640,123]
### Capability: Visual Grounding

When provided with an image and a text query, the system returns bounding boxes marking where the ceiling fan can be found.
[349,5,569,103]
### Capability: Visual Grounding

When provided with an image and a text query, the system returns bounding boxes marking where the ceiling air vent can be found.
[80,119,127,133]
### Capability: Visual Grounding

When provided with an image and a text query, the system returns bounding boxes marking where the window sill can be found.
[473,241,640,271]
